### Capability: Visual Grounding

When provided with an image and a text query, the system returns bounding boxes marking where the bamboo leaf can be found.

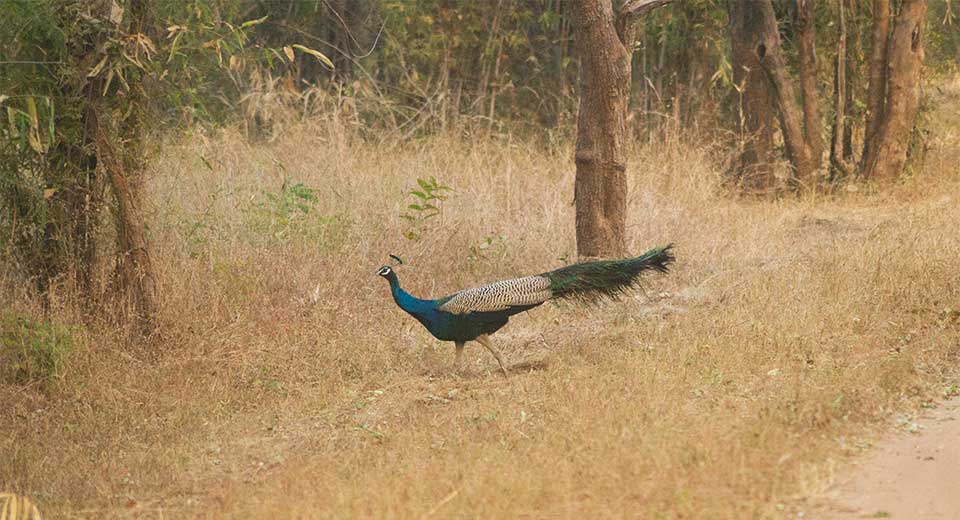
[6,107,17,136]
[47,97,54,145]
[138,33,157,55]
[167,30,186,63]
[240,15,269,28]
[25,97,43,153]
[292,44,334,69]
[102,68,115,96]
[88,55,109,77]
[283,46,295,62]
[25,97,37,126]
[122,50,145,69]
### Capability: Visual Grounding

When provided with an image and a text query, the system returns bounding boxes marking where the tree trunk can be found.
[862,0,890,163]
[797,0,824,168]
[91,107,158,333]
[755,0,818,185]
[844,0,861,163]
[571,0,675,259]
[862,0,926,179]
[727,1,777,190]
[831,0,856,177]
[572,0,630,259]
[104,0,159,333]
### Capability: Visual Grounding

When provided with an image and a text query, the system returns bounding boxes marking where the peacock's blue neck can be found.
[386,273,436,313]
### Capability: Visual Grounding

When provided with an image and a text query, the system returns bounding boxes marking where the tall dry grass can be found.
[1,79,959,518]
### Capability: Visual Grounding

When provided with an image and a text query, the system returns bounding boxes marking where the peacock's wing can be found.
[436,275,553,315]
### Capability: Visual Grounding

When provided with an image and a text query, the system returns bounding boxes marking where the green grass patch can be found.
[0,312,73,386]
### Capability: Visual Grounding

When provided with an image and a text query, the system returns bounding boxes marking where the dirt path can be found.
[805,396,960,519]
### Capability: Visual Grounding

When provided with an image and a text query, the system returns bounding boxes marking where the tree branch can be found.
[615,0,679,48]
[619,0,679,19]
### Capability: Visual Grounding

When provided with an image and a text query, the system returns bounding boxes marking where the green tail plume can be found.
[542,245,674,302]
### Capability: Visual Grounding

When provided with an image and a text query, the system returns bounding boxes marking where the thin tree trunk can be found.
[571,0,675,259]
[844,0,861,163]
[862,0,890,165]
[727,1,777,190]
[831,0,856,177]
[572,0,631,259]
[862,0,927,179]
[110,0,159,333]
[641,28,650,138]
[90,106,158,334]
[755,0,817,184]
[656,33,666,121]
[797,0,824,168]
[478,0,505,117]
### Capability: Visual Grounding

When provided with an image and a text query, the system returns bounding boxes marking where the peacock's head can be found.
[377,254,403,280]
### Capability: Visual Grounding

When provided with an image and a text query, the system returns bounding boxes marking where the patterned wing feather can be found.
[437,275,553,314]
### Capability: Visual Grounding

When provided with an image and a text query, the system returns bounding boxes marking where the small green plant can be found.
[247,177,346,246]
[468,232,506,261]
[0,312,73,385]
[251,366,284,394]
[944,383,960,398]
[258,179,319,228]
[401,176,453,241]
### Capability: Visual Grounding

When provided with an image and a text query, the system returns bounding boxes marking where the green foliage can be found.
[401,176,453,241]
[927,1,960,73]
[0,0,333,290]
[261,180,319,224]
[248,177,346,246]
[0,312,74,385]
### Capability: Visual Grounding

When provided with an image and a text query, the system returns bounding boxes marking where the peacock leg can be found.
[454,341,465,373]
[476,335,508,377]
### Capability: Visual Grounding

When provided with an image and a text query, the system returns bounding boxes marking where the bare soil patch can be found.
[802,396,960,519]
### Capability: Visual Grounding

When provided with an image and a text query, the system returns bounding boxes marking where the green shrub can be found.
[243,178,348,248]
[0,313,73,385]
[401,176,453,241]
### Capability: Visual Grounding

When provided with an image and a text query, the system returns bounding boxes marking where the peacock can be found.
[377,245,674,376]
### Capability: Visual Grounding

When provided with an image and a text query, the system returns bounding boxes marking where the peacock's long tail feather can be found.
[542,245,674,303]
[435,245,673,315]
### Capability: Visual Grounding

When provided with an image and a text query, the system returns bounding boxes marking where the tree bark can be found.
[797,0,824,168]
[100,0,159,333]
[755,0,818,185]
[91,107,158,334]
[572,0,630,259]
[862,0,926,179]
[862,0,890,163]
[727,1,777,190]
[571,0,675,259]
[843,0,861,163]
[831,0,856,177]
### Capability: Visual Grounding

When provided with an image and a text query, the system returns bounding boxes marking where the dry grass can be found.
[2,80,960,518]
